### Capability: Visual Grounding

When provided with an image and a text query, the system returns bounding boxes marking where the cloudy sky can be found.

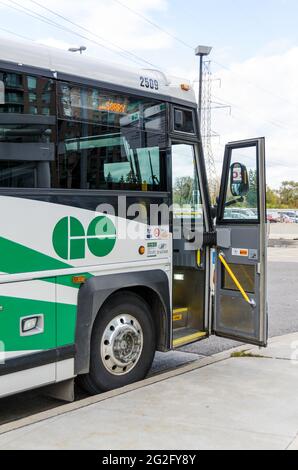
[0,0,297,188]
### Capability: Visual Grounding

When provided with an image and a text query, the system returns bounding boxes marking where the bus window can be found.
[0,71,55,116]
[57,120,167,191]
[173,107,196,134]
[0,122,55,188]
[0,160,37,187]
[56,82,168,191]
[172,143,202,220]
[0,70,55,188]
[0,80,4,105]
[222,145,259,222]
[58,83,166,134]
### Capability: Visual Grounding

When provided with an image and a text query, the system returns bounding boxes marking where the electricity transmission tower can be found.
[201,60,218,203]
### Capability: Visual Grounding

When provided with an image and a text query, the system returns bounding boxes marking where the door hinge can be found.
[203,231,217,247]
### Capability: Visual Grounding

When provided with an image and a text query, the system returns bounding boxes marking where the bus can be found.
[0,38,267,400]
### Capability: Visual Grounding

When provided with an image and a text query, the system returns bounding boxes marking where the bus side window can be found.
[56,83,168,192]
[0,80,4,105]
[0,70,55,189]
[57,120,167,192]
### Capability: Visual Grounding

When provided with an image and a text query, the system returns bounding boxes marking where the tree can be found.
[173,177,194,206]
[266,187,280,208]
[279,181,298,208]
[246,169,258,208]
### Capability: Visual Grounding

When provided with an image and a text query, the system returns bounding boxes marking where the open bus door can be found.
[214,138,268,347]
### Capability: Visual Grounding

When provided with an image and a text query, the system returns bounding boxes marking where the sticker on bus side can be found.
[232,248,249,257]
[147,242,158,258]
[157,242,168,255]
[146,226,169,240]
[249,249,258,260]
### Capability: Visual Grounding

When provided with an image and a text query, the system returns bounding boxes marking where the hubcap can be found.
[101,314,143,376]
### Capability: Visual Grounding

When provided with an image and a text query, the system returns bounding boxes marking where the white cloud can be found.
[211,47,298,188]
[0,0,296,188]
[26,0,172,54]
[37,37,74,50]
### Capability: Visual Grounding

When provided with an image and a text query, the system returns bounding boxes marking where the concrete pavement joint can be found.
[286,432,298,450]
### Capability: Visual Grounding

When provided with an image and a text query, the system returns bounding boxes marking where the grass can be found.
[231,350,268,359]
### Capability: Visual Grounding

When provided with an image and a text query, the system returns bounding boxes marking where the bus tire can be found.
[78,292,156,394]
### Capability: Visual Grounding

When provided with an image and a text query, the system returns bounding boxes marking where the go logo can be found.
[52,216,117,261]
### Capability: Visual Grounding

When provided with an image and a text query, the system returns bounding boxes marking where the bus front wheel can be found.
[78,292,156,394]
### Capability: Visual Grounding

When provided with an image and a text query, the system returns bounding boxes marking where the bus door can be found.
[214,138,268,347]
[171,142,208,348]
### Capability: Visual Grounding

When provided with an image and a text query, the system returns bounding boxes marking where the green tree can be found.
[266,187,280,208]
[173,177,194,205]
[279,181,298,208]
[246,169,258,208]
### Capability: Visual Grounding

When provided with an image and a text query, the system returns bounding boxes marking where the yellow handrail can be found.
[218,252,256,308]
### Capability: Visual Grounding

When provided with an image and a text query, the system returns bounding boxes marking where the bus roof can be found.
[0,37,197,106]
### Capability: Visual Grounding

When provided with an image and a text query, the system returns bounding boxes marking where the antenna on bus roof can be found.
[142,69,171,86]
[68,46,87,54]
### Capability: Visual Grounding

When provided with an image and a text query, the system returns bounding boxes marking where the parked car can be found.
[224,209,247,220]
[267,214,279,223]
[283,211,297,218]
[242,209,258,219]
[280,214,295,224]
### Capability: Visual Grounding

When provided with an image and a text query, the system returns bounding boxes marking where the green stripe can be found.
[0,237,71,273]
[0,237,92,288]
[0,294,76,351]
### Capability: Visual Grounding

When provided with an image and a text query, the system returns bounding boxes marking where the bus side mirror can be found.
[230,162,249,197]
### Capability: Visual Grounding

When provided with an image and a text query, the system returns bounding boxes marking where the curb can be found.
[0,333,295,437]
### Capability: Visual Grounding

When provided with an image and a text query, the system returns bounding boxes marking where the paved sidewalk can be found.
[0,333,297,450]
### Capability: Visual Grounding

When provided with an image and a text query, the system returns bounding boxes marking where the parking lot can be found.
[0,247,297,426]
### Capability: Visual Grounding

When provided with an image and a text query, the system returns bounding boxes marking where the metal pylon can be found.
[201,60,218,203]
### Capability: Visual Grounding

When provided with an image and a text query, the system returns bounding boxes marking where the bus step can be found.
[173,328,207,348]
[173,308,188,328]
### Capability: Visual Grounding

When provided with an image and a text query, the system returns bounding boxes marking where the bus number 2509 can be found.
[140,76,159,90]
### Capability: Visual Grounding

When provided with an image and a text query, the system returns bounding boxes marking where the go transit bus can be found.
[0,38,267,399]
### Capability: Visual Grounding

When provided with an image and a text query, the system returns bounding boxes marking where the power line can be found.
[212,58,296,110]
[112,0,297,112]
[212,93,290,131]
[111,0,194,51]
[2,0,295,119]
[6,0,150,66]
[27,0,160,69]
[0,0,74,32]
[1,0,159,69]
[0,26,34,42]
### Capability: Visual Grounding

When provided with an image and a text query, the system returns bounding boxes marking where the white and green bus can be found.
[0,38,267,399]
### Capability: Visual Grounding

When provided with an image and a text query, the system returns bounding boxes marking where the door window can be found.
[172,144,203,224]
[222,144,259,223]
